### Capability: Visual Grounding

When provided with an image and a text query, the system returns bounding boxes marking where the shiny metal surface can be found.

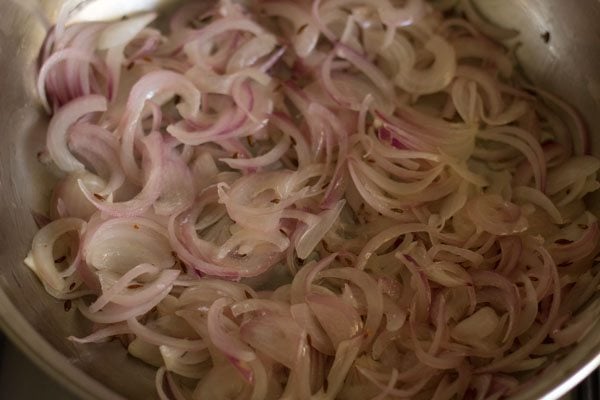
[0,1,598,399]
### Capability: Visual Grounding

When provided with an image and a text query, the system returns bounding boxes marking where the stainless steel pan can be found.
[0,1,598,399]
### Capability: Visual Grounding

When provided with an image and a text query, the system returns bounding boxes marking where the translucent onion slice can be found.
[29,217,86,292]
[47,94,107,172]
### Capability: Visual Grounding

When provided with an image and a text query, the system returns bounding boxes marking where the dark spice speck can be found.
[541,31,550,43]
[555,238,573,245]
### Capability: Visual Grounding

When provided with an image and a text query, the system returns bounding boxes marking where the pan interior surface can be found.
[0,1,598,399]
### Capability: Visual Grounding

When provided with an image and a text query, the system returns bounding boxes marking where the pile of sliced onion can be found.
[27,0,600,399]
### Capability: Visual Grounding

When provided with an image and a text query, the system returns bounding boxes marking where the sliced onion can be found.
[83,215,174,275]
[47,95,107,172]
[220,135,291,170]
[29,217,85,292]
[81,131,163,217]
[99,13,158,100]
[91,266,179,312]
[452,307,499,343]
[77,286,171,323]
[118,70,200,182]
[50,172,107,220]
[98,13,157,50]
[422,261,472,287]
[395,35,456,95]
[319,268,384,346]
[30,1,600,397]
[208,297,256,362]
[295,200,345,259]
[458,0,518,40]
[240,314,303,368]
[466,194,528,236]
[306,293,362,348]
[38,47,107,112]
[68,122,125,196]
[154,146,195,216]
[192,362,249,399]
[478,248,561,372]
[545,156,600,196]
[317,334,363,399]
[69,323,131,344]
[291,302,335,356]
[127,316,205,351]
